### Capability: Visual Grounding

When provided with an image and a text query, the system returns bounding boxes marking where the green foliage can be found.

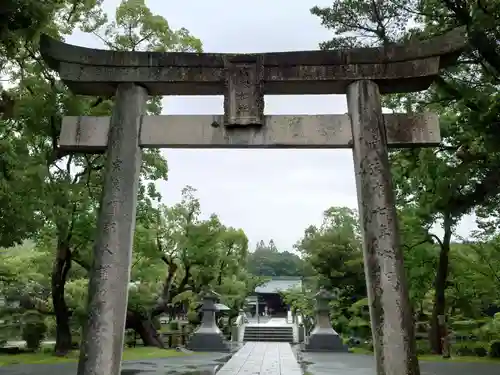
[311,0,500,355]
[0,309,22,346]
[281,287,315,333]
[168,321,179,331]
[0,0,220,351]
[0,0,105,65]
[346,298,371,339]
[3,0,500,359]
[295,207,365,299]
[186,311,200,326]
[475,314,500,342]
[21,311,47,351]
[489,340,500,358]
[453,341,489,357]
[247,240,305,276]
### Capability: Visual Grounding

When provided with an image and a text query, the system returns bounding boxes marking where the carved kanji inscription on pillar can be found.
[224,57,264,127]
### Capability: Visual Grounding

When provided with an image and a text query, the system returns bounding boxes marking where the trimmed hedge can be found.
[453,341,489,357]
[490,340,500,358]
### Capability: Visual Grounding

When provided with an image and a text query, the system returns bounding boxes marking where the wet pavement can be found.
[217,342,301,375]
[0,352,231,375]
[2,345,500,374]
[300,352,500,375]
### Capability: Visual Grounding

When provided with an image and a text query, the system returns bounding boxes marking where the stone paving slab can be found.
[301,352,500,375]
[217,342,302,375]
[0,352,231,375]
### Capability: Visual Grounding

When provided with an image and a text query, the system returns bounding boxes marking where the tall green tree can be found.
[311,0,500,354]
[1,0,201,354]
[247,240,305,276]
[125,185,251,346]
[295,206,365,330]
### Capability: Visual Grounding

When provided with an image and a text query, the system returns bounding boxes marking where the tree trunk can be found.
[126,310,164,348]
[68,255,165,348]
[429,215,453,354]
[51,241,73,356]
[151,260,178,317]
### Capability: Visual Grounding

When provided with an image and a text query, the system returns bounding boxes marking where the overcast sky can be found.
[68,0,477,251]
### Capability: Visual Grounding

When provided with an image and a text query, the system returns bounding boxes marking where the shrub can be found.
[489,340,500,358]
[125,329,137,348]
[451,320,481,331]
[453,341,488,357]
[475,315,500,342]
[21,311,47,351]
[357,341,373,352]
[415,339,431,355]
[474,345,488,357]
[187,311,200,325]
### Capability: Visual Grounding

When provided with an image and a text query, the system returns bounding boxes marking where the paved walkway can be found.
[0,353,230,375]
[217,342,301,375]
[301,352,500,375]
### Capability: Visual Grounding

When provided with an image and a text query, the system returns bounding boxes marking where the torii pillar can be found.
[40,27,466,375]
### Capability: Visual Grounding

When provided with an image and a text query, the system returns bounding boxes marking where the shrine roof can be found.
[255,277,303,294]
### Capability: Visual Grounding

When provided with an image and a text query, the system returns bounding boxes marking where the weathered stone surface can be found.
[347,80,420,375]
[40,28,466,96]
[305,289,348,353]
[223,57,264,126]
[187,290,230,352]
[264,57,440,95]
[76,83,147,375]
[58,113,440,151]
[2,351,499,375]
[217,342,302,375]
[40,27,465,68]
[301,352,500,375]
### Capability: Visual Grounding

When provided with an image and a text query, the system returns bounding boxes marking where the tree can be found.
[398,208,438,319]
[295,206,366,334]
[0,1,105,68]
[311,0,500,354]
[124,185,251,347]
[1,0,202,355]
[247,240,305,276]
[295,207,364,294]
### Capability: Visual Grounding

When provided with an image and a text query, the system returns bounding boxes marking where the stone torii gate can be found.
[40,29,466,375]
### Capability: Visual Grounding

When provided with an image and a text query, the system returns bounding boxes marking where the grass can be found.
[349,347,500,364]
[0,346,190,366]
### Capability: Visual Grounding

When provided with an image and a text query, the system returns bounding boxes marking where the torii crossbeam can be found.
[40,27,466,375]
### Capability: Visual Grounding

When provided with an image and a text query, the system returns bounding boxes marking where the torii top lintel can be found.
[40,28,466,97]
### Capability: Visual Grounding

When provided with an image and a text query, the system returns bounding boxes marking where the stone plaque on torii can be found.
[40,28,466,375]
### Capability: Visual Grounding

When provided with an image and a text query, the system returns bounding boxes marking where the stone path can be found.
[2,345,499,374]
[217,342,301,375]
[0,352,231,375]
[301,352,500,375]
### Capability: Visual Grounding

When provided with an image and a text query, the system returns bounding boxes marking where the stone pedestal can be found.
[187,290,230,352]
[305,289,347,352]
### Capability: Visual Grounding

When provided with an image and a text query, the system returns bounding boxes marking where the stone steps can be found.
[243,326,294,343]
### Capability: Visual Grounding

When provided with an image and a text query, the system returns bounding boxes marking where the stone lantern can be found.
[305,288,347,352]
[186,289,230,352]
